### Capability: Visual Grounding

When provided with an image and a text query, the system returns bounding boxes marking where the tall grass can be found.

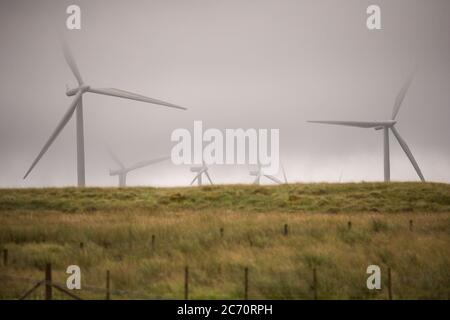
[0,183,449,299]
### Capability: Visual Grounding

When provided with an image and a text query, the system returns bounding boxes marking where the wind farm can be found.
[1,0,449,303]
[5,56,446,300]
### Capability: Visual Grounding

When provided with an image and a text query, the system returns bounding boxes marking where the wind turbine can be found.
[338,169,344,183]
[308,75,425,182]
[190,162,213,186]
[108,150,169,187]
[23,43,186,187]
[249,163,284,185]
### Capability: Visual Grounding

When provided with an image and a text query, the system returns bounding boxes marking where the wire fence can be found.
[0,219,430,300]
[0,262,395,300]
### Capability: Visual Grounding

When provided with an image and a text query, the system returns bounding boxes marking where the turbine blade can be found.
[190,175,198,186]
[390,126,425,182]
[281,164,288,184]
[308,120,390,128]
[205,170,213,185]
[62,41,83,85]
[88,88,187,110]
[106,147,125,169]
[392,74,414,120]
[264,175,283,184]
[126,156,170,172]
[23,93,82,179]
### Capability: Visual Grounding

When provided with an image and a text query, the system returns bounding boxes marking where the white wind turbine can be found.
[249,163,286,185]
[23,43,186,187]
[108,150,170,187]
[308,75,425,182]
[190,162,213,186]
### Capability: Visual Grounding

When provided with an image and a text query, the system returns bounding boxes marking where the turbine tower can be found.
[190,163,213,186]
[23,43,186,187]
[249,163,284,185]
[108,150,169,187]
[308,75,425,182]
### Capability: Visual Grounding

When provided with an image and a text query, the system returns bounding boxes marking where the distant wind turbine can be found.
[108,150,169,187]
[338,169,344,183]
[308,74,425,182]
[190,163,213,186]
[249,163,284,185]
[23,42,186,187]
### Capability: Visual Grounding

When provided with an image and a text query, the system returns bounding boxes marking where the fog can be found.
[1,0,449,187]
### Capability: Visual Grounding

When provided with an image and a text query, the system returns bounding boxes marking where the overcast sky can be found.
[0,0,449,187]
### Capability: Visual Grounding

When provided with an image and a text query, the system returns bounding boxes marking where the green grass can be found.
[0,182,449,300]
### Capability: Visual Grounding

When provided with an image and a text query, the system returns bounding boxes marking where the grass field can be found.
[0,182,449,300]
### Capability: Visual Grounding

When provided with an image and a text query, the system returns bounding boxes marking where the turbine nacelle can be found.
[65,86,78,96]
[66,85,90,96]
[374,121,397,130]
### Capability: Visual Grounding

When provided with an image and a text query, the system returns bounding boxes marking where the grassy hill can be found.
[1,182,450,214]
[0,182,449,300]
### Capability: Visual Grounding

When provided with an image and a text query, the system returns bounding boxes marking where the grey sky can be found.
[0,0,449,187]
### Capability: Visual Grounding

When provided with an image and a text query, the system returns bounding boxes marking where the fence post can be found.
[151,235,156,250]
[348,221,352,230]
[220,227,224,238]
[45,263,52,300]
[3,249,7,266]
[184,266,189,300]
[313,268,318,300]
[106,270,111,300]
[244,267,249,300]
[80,242,84,250]
[409,220,413,231]
[387,267,393,300]
[284,224,288,236]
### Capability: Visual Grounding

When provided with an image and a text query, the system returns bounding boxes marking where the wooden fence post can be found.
[220,227,224,238]
[184,266,189,300]
[244,267,249,300]
[45,263,52,300]
[106,270,111,300]
[151,235,156,250]
[313,268,318,300]
[409,220,413,231]
[387,267,393,300]
[284,224,288,236]
[3,249,7,266]
[80,242,84,250]
[348,221,352,230]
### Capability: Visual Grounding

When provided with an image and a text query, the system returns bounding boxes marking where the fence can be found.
[0,262,396,300]
[0,220,413,300]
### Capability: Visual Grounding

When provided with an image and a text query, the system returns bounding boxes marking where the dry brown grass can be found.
[0,183,449,299]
